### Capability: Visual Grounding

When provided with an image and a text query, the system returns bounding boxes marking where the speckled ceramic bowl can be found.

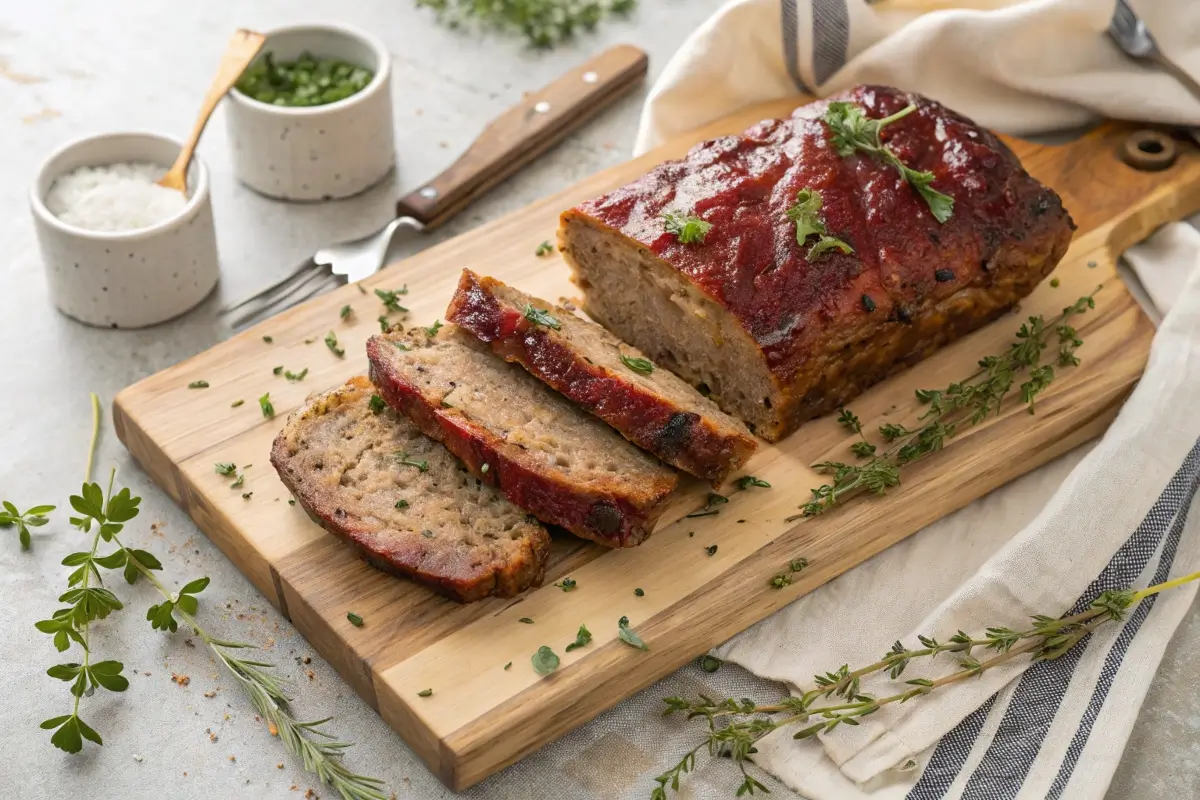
[29,131,220,329]
[225,23,396,201]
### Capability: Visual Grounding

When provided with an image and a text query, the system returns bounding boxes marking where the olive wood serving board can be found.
[114,99,1200,791]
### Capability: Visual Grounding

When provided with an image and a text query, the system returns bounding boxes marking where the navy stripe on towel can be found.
[907,695,997,800]
[780,0,808,92]
[811,0,850,85]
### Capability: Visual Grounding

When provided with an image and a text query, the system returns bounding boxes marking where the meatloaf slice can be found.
[559,84,1074,442]
[270,376,550,602]
[445,269,757,485]
[366,324,678,547]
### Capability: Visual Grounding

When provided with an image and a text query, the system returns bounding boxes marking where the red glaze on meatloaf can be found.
[446,269,757,485]
[366,325,678,547]
[561,85,1074,440]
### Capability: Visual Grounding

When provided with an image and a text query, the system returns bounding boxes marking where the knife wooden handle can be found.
[395,44,649,229]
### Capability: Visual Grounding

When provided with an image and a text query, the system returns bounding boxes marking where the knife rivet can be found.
[419,186,438,199]
[534,101,551,114]
[582,71,598,84]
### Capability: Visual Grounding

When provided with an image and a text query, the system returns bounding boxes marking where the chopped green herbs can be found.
[785,188,853,260]
[504,661,512,670]
[771,557,809,589]
[823,102,955,223]
[258,393,275,419]
[229,474,245,489]
[284,368,308,382]
[619,354,654,375]
[415,0,637,49]
[617,616,648,650]
[262,336,273,344]
[392,340,410,351]
[236,51,374,108]
[421,529,436,538]
[346,612,364,628]
[662,210,712,245]
[532,645,560,676]
[555,577,577,592]
[535,240,554,257]
[324,331,344,358]
[1050,277,1061,288]
[705,544,718,556]
[187,380,209,389]
[378,315,391,332]
[518,617,534,624]
[634,588,645,597]
[423,320,444,337]
[369,394,386,414]
[242,492,253,500]
[340,304,353,321]
[565,624,592,652]
[736,476,771,489]
[273,366,284,376]
[686,493,728,519]
[214,462,237,476]
[396,452,429,472]
[230,399,245,408]
[394,499,409,509]
[375,287,409,314]
[417,688,433,697]
[522,305,561,330]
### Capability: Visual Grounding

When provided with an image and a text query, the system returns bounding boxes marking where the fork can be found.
[1108,0,1200,144]
[223,44,649,331]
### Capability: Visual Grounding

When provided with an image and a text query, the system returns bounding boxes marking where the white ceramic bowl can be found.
[225,23,396,201]
[30,131,220,329]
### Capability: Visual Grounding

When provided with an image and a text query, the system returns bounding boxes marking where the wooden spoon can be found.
[158,29,266,194]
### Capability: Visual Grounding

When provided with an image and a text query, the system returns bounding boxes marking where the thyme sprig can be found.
[795,292,1097,519]
[652,570,1200,799]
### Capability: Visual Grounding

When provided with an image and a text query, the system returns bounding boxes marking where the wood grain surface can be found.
[113,99,1200,790]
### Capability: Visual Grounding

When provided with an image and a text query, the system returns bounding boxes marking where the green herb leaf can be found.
[375,287,409,315]
[417,688,433,697]
[518,617,534,624]
[619,354,654,375]
[662,210,712,245]
[785,188,853,259]
[340,304,352,321]
[187,380,209,389]
[522,305,561,330]
[705,544,718,556]
[531,645,560,676]
[617,616,648,651]
[565,624,592,652]
[736,476,771,489]
[347,612,364,628]
[634,587,645,597]
[397,452,430,472]
[394,499,409,510]
[535,240,554,257]
[230,399,245,408]
[284,368,308,382]
[324,331,345,358]
[554,577,577,592]
[504,661,512,670]
[214,462,236,476]
[369,394,386,414]
[259,393,275,419]
[262,336,273,344]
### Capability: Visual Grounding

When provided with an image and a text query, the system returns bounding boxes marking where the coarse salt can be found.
[45,161,187,233]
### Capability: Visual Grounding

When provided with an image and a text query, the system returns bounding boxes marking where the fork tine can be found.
[229,273,342,331]
[222,259,322,315]
[225,265,330,329]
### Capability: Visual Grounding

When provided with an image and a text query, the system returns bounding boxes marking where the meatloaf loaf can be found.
[559,84,1074,441]
[446,269,757,485]
[270,376,550,602]
[366,324,678,547]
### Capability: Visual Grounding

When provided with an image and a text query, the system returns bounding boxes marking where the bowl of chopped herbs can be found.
[226,23,395,201]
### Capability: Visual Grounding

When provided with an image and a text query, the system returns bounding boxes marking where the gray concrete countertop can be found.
[1,2,1195,799]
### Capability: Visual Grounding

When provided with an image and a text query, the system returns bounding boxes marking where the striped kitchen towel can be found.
[634,1,1200,798]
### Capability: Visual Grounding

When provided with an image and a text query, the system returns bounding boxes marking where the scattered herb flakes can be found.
[392,340,411,351]
[259,393,275,419]
[214,462,237,476]
[394,499,409,510]
[736,476,771,489]
[1087,260,1098,269]
[424,320,444,337]
[535,240,554,257]
[421,529,436,539]
[769,573,791,589]
[619,354,654,375]
[564,624,592,652]
[357,283,368,295]
[617,616,648,651]
[287,499,296,506]
[518,617,534,624]
[369,394,386,414]
[705,544,718,556]
[284,368,308,382]
[522,305,560,330]
[187,380,209,389]
[417,688,433,697]
[378,315,391,333]
[504,661,512,671]
[700,655,722,673]
[262,336,273,343]
[397,452,430,472]
[662,210,712,244]
[340,304,353,321]
[790,557,809,572]
[273,366,284,376]
[324,331,345,358]
[532,646,560,676]
[554,577,577,592]
[304,337,316,344]
[230,474,245,489]
[375,287,409,314]
[1050,277,1061,288]
[241,492,253,500]
[686,492,728,518]
[346,612,364,628]
[230,399,245,408]
[634,588,645,597]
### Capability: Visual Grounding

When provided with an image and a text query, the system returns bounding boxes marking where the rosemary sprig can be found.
[795,292,1097,519]
[652,570,1200,799]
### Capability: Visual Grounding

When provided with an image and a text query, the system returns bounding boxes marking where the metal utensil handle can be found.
[395,44,649,229]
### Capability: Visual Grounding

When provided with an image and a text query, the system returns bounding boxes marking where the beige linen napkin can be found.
[632,1,1200,798]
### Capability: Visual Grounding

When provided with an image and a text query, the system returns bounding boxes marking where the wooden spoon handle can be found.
[159,29,266,192]
[395,44,649,229]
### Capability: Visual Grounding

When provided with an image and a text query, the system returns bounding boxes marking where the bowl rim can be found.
[227,21,392,116]
[29,130,211,242]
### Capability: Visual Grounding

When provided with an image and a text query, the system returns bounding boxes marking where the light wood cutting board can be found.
[114,99,1200,791]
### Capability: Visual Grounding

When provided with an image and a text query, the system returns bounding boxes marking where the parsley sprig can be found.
[822,102,955,223]
[652,568,1200,799]
[1,500,55,550]
[785,188,852,260]
[794,292,1097,519]
[662,210,712,245]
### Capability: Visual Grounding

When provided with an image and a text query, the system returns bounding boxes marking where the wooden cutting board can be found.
[114,99,1200,791]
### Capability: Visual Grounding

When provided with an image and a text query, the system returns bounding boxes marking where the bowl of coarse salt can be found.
[30,131,219,328]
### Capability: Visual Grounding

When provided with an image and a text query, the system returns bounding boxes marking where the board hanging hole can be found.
[1121,130,1176,171]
